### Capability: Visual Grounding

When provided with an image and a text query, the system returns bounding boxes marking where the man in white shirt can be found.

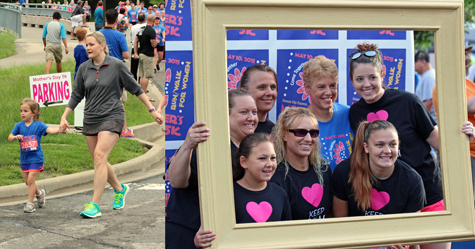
[414,50,437,123]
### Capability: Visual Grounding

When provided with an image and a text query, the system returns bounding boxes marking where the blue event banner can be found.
[164,0,192,41]
[226,30,269,40]
[227,50,269,90]
[346,48,407,105]
[276,49,339,116]
[277,30,339,40]
[164,51,195,141]
[347,30,406,40]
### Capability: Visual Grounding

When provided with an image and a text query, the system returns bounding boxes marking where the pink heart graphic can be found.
[301,183,324,208]
[366,110,389,123]
[246,201,273,223]
[371,188,390,211]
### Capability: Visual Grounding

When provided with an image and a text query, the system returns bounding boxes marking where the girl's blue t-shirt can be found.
[127,9,138,23]
[153,24,165,46]
[318,102,354,170]
[11,121,48,164]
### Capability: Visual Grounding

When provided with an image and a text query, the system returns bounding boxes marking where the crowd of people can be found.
[166,43,475,249]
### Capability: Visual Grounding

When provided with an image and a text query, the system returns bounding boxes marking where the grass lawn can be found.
[0,134,148,186]
[0,59,156,186]
[0,30,18,59]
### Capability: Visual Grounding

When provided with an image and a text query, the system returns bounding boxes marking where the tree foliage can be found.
[415,0,475,51]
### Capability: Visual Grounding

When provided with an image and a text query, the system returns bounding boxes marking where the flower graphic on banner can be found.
[228,67,246,90]
[333,141,345,164]
[295,72,311,103]
[165,68,172,83]
[164,95,169,108]
[281,104,297,112]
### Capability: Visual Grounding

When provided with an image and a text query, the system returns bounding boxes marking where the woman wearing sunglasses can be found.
[348,42,475,249]
[239,64,278,134]
[166,89,258,249]
[270,107,332,220]
[302,55,353,170]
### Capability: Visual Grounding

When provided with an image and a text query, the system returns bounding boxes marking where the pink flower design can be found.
[228,67,247,90]
[165,68,172,83]
[295,72,311,104]
[333,141,344,164]
[281,104,297,112]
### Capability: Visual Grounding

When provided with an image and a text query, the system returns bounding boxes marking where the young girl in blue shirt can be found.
[8,98,65,213]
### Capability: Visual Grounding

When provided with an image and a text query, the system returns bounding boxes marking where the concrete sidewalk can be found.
[0,25,79,69]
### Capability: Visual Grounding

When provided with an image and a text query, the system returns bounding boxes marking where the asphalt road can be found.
[0,174,165,249]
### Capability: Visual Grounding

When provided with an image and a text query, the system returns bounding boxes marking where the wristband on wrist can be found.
[149,107,156,113]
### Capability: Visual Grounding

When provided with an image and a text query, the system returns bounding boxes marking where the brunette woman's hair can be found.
[232,133,273,181]
[349,120,397,210]
[302,55,338,88]
[21,98,41,121]
[271,107,328,186]
[228,89,252,115]
[238,64,278,92]
[349,42,384,81]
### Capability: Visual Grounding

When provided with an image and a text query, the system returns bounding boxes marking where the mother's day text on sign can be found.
[29,72,72,107]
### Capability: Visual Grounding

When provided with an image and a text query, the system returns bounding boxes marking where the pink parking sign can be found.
[29,72,72,107]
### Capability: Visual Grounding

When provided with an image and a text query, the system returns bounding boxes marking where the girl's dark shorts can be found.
[82,119,123,136]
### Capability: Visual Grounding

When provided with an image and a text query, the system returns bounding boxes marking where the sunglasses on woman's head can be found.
[288,129,319,138]
[348,50,382,64]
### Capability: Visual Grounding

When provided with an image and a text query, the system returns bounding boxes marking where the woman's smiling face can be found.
[229,96,258,143]
[351,63,385,104]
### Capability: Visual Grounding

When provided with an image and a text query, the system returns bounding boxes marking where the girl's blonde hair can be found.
[271,107,328,187]
[86,32,109,55]
[21,98,41,121]
[349,120,398,210]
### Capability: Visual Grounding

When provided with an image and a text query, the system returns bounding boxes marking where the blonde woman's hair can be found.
[86,32,109,55]
[271,107,328,187]
[21,98,41,121]
[302,55,339,88]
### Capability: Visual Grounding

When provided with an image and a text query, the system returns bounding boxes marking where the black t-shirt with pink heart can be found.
[233,181,292,223]
[270,161,332,220]
[331,158,426,216]
[349,88,441,206]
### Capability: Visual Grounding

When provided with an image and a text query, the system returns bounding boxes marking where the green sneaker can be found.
[113,183,129,210]
[80,202,102,218]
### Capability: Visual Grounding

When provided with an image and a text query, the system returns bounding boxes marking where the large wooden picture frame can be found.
[192,0,475,248]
